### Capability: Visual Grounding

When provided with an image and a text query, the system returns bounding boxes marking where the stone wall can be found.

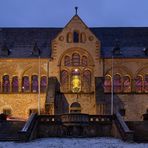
[0,93,46,119]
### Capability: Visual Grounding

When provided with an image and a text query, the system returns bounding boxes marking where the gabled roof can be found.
[0,27,148,58]
[0,28,62,58]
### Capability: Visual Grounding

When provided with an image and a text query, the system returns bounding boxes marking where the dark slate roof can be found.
[0,27,148,58]
[0,28,62,58]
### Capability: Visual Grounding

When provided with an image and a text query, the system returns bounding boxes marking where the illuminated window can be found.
[71,69,81,92]
[67,32,72,43]
[64,56,71,66]
[40,76,47,93]
[31,75,38,93]
[61,70,69,90]
[3,75,10,93]
[123,76,131,93]
[82,56,87,66]
[104,75,111,93]
[72,53,80,66]
[73,31,79,43]
[144,74,148,92]
[12,76,19,92]
[22,76,30,92]
[113,74,122,93]
[82,70,91,92]
[135,75,143,93]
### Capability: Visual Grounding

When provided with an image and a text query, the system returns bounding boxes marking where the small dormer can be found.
[143,47,148,56]
[1,43,10,56]
[32,42,40,56]
[112,39,121,55]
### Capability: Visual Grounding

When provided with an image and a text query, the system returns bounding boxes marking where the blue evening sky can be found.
[0,0,148,27]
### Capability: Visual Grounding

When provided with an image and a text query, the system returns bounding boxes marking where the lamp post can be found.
[111,55,114,115]
[38,56,41,115]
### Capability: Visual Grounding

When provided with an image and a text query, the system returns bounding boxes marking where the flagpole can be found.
[111,55,114,115]
[38,56,41,115]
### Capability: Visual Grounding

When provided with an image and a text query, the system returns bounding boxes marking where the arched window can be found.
[144,74,148,92]
[71,69,81,93]
[82,56,87,66]
[40,76,47,93]
[3,75,10,93]
[82,70,91,92]
[80,33,86,43]
[22,76,30,92]
[61,70,69,90]
[67,32,72,43]
[12,76,19,92]
[64,56,71,66]
[70,102,81,113]
[113,74,122,93]
[73,31,79,43]
[104,75,111,93]
[123,76,131,93]
[135,75,143,93]
[72,53,80,66]
[31,75,38,93]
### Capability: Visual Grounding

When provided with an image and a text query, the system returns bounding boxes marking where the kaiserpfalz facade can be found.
[0,14,148,121]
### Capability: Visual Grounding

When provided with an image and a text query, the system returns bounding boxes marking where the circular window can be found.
[59,36,64,41]
[89,36,94,41]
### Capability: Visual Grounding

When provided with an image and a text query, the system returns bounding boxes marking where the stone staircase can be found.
[0,121,25,141]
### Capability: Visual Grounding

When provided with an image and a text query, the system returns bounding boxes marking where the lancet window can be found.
[31,75,38,93]
[22,76,30,92]
[135,75,143,93]
[104,75,111,93]
[40,76,47,92]
[123,76,131,93]
[113,74,122,93]
[3,75,10,93]
[12,76,19,92]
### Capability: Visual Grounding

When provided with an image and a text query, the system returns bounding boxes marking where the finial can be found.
[75,6,78,15]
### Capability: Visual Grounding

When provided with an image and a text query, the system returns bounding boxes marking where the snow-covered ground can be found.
[0,138,148,148]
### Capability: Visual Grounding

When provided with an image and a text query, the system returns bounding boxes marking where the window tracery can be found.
[22,76,30,92]
[104,75,111,93]
[135,75,143,93]
[123,76,131,93]
[67,32,72,43]
[72,53,80,66]
[40,76,47,93]
[73,31,79,43]
[113,74,122,93]
[144,74,148,92]
[64,56,71,66]
[80,33,86,43]
[61,70,69,90]
[82,56,87,66]
[12,76,19,92]
[82,70,91,92]
[3,75,10,93]
[31,75,38,93]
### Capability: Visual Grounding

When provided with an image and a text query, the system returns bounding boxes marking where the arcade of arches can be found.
[0,14,148,121]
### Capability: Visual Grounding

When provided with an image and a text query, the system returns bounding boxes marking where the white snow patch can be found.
[0,138,148,148]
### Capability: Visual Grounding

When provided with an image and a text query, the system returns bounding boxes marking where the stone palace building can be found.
[0,12,148,121]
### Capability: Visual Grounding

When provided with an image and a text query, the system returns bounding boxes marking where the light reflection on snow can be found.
[0,138,148,148]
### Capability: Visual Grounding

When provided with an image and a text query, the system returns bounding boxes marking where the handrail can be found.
[114,112,134,141]
[19,113,38,141]
[21,113,37,132]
